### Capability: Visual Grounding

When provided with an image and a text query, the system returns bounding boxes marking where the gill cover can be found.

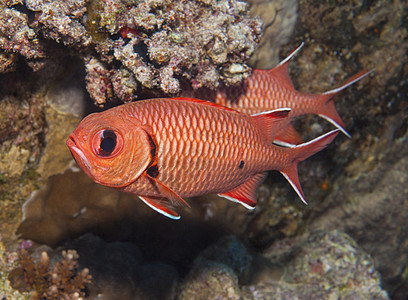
[67,109,156,188]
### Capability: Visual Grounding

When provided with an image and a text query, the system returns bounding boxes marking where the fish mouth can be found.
[66,134,92,171]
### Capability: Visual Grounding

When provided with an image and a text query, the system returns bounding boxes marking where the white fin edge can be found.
[294,129,340,148]
[280,172,308,205]
[323,69,375,95]
[251,108,291,117]
[318,115,351,138]
[279,129,340,205]
[273,140,297,148]
[217,194,256,210]
[138,196,181,220]
[278,42,305,66]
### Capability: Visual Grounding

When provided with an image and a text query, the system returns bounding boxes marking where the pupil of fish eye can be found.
[100,130,117,153]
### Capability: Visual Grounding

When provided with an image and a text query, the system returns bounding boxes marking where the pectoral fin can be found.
[138,196,181,220]
[218,172,267,209]
[143,173,191,208]
[138,173,190,219]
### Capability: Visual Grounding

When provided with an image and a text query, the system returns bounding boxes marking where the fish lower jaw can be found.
[66,137,92,173]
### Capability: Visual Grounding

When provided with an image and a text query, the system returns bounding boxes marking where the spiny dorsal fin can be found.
[171,97,237,112]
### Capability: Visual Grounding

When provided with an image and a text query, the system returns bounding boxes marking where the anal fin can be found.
[218,172,267,209]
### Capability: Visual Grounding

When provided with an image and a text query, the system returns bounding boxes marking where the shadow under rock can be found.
[17,166,235,274]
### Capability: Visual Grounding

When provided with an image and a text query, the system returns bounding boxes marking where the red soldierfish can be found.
[67,97,339,219]
[183,43,372,145]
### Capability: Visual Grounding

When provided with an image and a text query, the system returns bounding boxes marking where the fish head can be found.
[66,110,153,188]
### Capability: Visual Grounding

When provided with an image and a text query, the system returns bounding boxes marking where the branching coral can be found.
[0,0,262,106]
[8,249,92,300]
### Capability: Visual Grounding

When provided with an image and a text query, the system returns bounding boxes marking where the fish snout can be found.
[66,134,77,150]
[66,134,92,172]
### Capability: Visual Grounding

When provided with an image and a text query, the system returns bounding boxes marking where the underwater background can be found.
[0,0,407,299]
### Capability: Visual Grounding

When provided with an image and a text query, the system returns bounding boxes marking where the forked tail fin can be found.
[323,70,374,96]
[280,130,339,204]
[317,70,374,138]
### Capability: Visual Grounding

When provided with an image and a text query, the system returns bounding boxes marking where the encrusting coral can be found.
[8,248,92,300]
[0,0,262,106]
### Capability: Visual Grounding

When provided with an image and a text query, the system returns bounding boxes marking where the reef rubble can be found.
[0,0,262,106]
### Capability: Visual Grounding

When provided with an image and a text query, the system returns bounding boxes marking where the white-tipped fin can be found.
[319,114,351,138]
[273,140,297,148]
[138,196,181,220]
[218,194,256,210]
[218,172,267,210]
[294,129,340,148]
[323,69,375,95]
[279,129,340,205]
[280,172,308,205]
[278,42,305,66]
[250,107,291,117]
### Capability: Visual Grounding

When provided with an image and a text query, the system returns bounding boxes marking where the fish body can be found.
[183,43,371,145]
[67,97,338,219]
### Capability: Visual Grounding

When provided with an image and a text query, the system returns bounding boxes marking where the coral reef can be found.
[279,0,408,297]
[0,235,25,299]
[179,231,388,299]
[8,248,91,299]
[8,231,387,299]
[0,92,47,260]
[0,6,45,72]
[309,114,408,297]
[1,0,408,298]
[178,236,250,299]
[242,230,389,299]
[0,0,262,106]
[65,234,179,299]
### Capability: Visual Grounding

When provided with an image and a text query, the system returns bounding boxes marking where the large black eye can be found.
[99,130,117,156]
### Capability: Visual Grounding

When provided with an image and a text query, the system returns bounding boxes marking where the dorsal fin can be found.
[251,108,291,143]
[171,97,237,112]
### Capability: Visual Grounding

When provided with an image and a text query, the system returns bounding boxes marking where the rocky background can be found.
[1,0,407,299]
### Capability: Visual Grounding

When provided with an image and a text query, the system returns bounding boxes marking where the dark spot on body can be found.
[239,160,245,169]
[146,133,156,159]
[147,164,159,178]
